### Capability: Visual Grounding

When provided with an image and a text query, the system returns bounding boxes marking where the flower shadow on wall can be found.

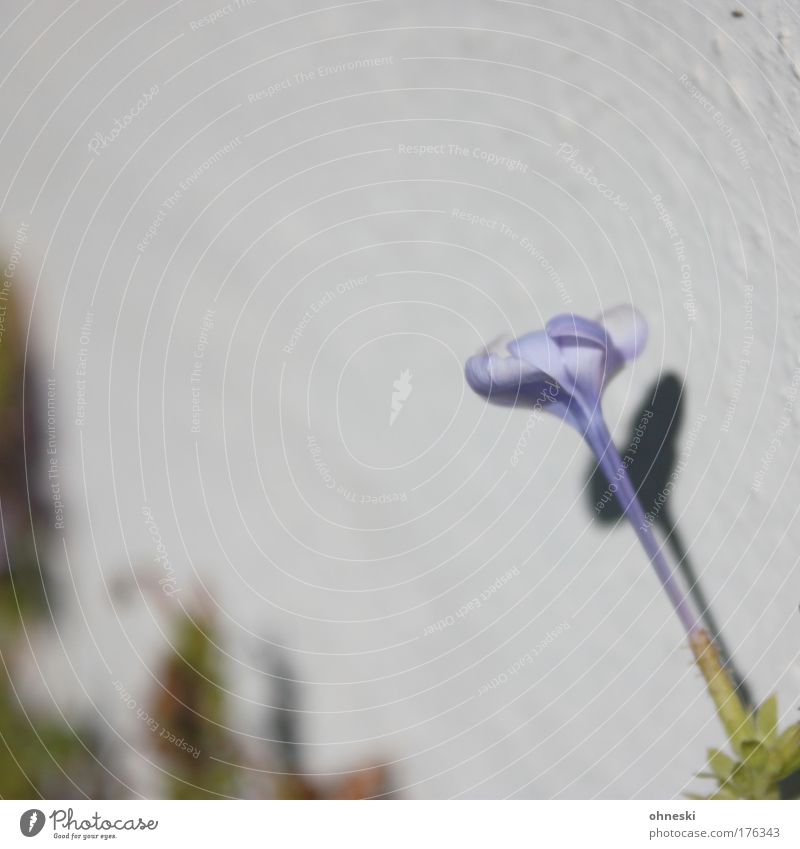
[585,372,752,707]
[465,306,800,799]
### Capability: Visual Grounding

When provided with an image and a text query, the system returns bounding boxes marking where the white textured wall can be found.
[3,0,800,797]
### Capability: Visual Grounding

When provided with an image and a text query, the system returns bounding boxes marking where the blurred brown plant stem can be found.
[0,287,50,618]
[150,612,240,798]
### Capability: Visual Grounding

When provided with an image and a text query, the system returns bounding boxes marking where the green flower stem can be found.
[690,628,756,754]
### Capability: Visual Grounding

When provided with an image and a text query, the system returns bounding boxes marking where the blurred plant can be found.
[465,306,799,799]
[149,612,392,799]
[0,288,51,618]
[0,276,392,799]
[269,653,390,799]
[0,285,110,798]
[150,612,240,798]
[0,651,105,797]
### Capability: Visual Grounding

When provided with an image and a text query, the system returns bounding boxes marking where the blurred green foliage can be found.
[690,631,800,800]
[695,695,800,800]
[0,652,102,798]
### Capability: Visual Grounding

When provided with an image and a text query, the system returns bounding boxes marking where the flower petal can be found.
[506,328,571,387]
[542,314,609,399]
[464,305,645,435]
[465,352,539,399]
[545,313,609,348]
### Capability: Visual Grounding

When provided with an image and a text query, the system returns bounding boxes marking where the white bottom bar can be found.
[2,800,797,848]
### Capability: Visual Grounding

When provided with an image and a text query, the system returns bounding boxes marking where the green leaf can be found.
[711,787,738,800]
[708,749,736,782]
[775,724,800,772]
[755,696,779,742]
[739,740,768,771]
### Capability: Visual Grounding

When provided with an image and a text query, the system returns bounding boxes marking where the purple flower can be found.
[465,306,698,636]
